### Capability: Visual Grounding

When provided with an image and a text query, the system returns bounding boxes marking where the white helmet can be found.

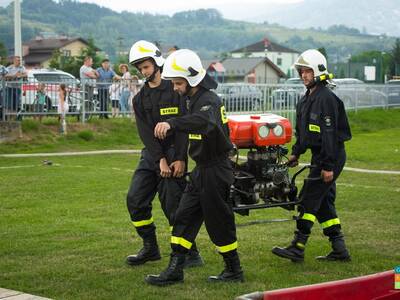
[294,49,329,78]
[162,49,206,87]
[129,40,164,67]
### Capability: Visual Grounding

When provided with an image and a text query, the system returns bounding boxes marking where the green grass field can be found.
[0,108,399,299]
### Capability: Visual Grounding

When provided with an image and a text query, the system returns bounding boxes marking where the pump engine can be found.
[228,114,309,215]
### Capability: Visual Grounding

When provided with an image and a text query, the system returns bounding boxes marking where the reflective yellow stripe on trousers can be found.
[321,218,341,229]
[216,241,238,253]
[132,217,154,227]
[301,213,316,223]
[171,236,192,250]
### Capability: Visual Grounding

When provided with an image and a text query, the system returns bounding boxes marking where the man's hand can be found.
[287,155,299,168]
[154,122,171,140]
[169,160,185,178]
[159,158,172,178]
[321,169,334,183]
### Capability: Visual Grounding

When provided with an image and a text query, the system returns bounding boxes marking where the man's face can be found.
[300,67,314,88]
[102,61,110,70]
[14,56,21,66]
[136,60,155,80]
[86,58,93,67]
[171,78,189,96]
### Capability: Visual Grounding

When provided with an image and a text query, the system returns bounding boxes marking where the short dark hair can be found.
[102,58,110,63]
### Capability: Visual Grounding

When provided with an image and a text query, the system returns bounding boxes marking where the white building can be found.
[231,38,300,78]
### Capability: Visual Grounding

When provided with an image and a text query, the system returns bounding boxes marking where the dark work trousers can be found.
[98,88,109,117]
[297,147,346,237]
[126,149,186,239]
[171,158,238,254]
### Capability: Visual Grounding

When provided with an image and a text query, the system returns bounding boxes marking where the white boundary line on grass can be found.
[0,163,399,192]
[0,150,399,175]
[0,150,141,157]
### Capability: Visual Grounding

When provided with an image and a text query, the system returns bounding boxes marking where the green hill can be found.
[0,0,396,60]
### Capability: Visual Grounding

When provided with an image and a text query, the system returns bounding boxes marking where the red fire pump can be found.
[228,113,311,215]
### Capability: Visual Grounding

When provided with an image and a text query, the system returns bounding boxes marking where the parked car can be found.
[271,78,304,109]
[332,78,386,108]
[385,79,400,106]
[21,69,80,113]
[217,84,262,112]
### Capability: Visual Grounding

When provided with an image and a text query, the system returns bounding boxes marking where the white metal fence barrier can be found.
[1,80,399,124]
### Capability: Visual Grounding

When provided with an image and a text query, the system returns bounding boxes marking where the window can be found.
[277,58,282,66]
[62,50,71,57]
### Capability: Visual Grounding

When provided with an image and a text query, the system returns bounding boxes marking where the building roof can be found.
[201,59,226,72]
[231,38,299,54]
[24,37,100,51]
[24,53,53,64]
[221,57,286,77]
[210,62,225,73]
[22,37,101,65]
[202,59,217,69]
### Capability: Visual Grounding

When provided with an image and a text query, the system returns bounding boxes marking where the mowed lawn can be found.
[0,152,399,300]
[0,108,400,299]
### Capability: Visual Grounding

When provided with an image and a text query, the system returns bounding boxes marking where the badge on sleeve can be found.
[324,116,332,127]
[200,105,211,111]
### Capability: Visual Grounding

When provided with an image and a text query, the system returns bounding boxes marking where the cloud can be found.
[74,0,304,19]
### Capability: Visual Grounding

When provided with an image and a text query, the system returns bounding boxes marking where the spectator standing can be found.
[58,84,69,135]
[4,56,27,120]
[79,56,98,115]
[96,58,120,118]
[0,56,8,120]
[128,75,140,113]
[119,64,131,114]
[34,83,47,122]
[109,81,121,118]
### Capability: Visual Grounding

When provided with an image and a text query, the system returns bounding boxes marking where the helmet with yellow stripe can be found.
[294,49,331,78]
[162,49,206,87]
[129,40,165,67]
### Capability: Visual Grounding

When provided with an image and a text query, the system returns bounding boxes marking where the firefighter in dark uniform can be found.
[272,49,352,262]
[146,49,243,286]
[126,41,203,268]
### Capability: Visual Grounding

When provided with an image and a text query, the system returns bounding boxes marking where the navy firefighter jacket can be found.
[132,80,188,163]
[167,87,232,165]
[291,83,352,171]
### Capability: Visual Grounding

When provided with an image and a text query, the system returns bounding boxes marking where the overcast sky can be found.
[65,0,304,20]
[0,0,303,21]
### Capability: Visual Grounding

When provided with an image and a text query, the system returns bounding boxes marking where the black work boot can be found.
[272,231,309,262]
[208,251,244,282]
[126,233,161,266]
[145,253,185,286]
[316,234,351,262]
[184,242,204,268]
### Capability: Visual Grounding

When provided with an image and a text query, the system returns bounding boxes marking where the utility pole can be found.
[14,0,22,57]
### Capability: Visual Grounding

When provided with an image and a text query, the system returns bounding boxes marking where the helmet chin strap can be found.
[146,63,160,83]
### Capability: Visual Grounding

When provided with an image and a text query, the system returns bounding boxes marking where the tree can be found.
[75,38,104,70]
[0,41,7,64]
[317,47,328,61]
[389,38,400,77]
[350,50,390,83]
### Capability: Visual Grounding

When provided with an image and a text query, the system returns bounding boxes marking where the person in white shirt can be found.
[58,84,69,134]
[109,81,121,118]
[4,56,27,119]
[79,56,99,112]
[119,64,131,114]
